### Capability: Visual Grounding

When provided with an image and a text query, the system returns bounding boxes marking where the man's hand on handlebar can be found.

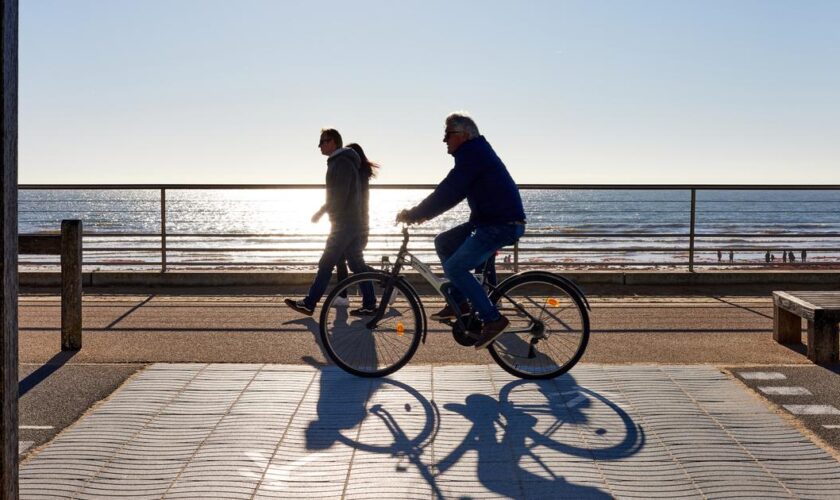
[395,209,412,224]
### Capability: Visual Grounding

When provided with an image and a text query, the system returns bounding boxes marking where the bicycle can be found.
[319,226,591,379]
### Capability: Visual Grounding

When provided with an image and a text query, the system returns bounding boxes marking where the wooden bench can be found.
[773,291,840,364]
[19,219,83,351]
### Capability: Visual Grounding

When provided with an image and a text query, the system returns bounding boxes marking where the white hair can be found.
[445,112,480,139]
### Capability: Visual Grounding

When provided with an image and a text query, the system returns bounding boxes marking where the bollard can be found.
[61,219,82,350]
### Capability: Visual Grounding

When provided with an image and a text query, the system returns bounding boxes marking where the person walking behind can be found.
[311,143,380,307]
[396,112,526,349]
[285,129,375,316]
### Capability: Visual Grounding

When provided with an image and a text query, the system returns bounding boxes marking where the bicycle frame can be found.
[368,226,543,337]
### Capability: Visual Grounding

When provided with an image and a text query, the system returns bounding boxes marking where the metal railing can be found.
[18,184,840,272]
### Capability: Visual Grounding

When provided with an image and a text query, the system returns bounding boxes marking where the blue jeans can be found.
[434,222,525,321]
[305,225,375,309]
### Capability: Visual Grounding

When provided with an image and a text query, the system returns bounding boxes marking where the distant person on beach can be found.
[765,250,770,263]
[783,251,788,263]
[717,250,722,262]
[285,128,375,316]
[310,142,379,307]
[788,250,795,263]
[801,249,807,262]
[396,112,526,349]
[728,250,733,262]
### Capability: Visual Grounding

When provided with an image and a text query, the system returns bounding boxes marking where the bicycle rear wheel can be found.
[320,272,423,377]
[488,273,589,379]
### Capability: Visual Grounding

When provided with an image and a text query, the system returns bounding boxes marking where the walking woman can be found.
[331,143,379,305]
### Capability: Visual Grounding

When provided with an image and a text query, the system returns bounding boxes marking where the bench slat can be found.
[773,291,840,311]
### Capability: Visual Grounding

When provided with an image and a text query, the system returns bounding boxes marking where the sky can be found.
[19,0,840,185]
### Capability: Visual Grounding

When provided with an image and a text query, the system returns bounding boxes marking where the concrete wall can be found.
[19,270,840,289]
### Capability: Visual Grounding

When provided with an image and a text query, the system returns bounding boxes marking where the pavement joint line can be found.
[20,425,53,430]
[825,425,840,429]
[161,363,265,498]
[339,373,395,500]
[625,367,711,498]
[486,365,528,500]
[68,363,210,498]
[669,366,797,498]
[251,368,319,497]
[567,366,618,498]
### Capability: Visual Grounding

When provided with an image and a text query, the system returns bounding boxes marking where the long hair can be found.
[346,143,380,180]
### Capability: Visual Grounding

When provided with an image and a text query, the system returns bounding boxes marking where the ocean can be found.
[18,188,840,271]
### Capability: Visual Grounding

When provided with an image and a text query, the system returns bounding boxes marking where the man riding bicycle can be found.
[396,112,526,349]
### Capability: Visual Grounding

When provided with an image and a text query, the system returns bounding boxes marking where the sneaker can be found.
[350,306,377,317]
[430,302,471,320]
[474,315,510,349]
[332,296,350,307]
[284,298,314,316]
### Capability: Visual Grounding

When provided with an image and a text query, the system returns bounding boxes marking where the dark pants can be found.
[304,225,375,309]
[336,233,369,298]
[434,222,524,321]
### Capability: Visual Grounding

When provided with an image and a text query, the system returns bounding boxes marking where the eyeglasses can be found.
[443,130,462,140]
[318,138,332,146]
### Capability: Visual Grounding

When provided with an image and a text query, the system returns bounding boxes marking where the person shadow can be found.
[290,303,382,370]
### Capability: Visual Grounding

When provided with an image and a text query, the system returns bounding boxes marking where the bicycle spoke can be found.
[490,277,588,378]
[322,275,422,377]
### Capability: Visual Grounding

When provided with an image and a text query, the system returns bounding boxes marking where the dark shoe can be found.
[431,302,471,320]
[474,315,510,349]
[284,298,314,316]
[350,306,377,317]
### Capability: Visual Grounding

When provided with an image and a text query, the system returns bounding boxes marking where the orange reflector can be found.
[396,323,405,335]
[546,298,560,307]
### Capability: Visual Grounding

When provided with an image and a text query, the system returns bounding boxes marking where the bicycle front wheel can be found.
[320,272,423,378]
[488,273,590,379]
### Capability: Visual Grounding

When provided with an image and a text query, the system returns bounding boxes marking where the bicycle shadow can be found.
[303,368,644,499]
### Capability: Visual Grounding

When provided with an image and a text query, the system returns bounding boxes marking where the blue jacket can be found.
[407,136,526,226]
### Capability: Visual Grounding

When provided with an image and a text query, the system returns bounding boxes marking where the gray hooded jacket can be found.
[324,147,363,226]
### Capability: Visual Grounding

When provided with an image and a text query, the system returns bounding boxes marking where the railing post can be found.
[688,188,696,272]
[60,219,82,350]
[513,240,519,273]
[161,188,167,273]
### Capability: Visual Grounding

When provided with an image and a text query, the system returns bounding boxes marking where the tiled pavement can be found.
[20,364,840,499]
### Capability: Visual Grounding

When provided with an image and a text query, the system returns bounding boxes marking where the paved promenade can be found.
[16,291,840,498]
[19,364,840,499]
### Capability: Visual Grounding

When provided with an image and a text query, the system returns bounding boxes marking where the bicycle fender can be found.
[500,270,591,311]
